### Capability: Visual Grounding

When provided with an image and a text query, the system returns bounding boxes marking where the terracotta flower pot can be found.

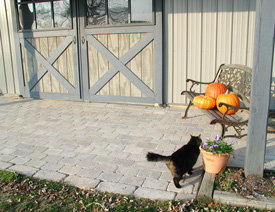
[200,146,231,174]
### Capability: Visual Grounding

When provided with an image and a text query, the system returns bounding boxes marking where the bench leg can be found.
[182,100,192,119]
[223,125,247,138]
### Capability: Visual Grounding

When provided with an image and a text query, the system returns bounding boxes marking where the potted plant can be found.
[200,135,235,174]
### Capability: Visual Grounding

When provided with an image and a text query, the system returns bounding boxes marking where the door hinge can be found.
[82,36,85,44]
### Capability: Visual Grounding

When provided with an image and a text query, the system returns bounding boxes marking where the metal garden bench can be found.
[181,64,253,138]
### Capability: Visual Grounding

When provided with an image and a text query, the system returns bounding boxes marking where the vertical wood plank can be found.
[108,34,120,96]
[20,42,28,90]
[40,37,51,92]
[34,38,44,92]
[30,38,39,92]
[245,0,275,177]
[25,38,34,90]
[129,33,142,97]
[89,36,99,92]
[48,37,60,93]
[97,34,109,95]
[66,42,75,88]
[141,34,154,97]
[56,36,68,93]
[119,33,130,96]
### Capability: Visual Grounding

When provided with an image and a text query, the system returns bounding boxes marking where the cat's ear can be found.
[198,134,201,138]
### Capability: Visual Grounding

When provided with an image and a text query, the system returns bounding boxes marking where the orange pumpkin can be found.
[205,83,227,99]
[193,96,216,109]
[216,90,240,114]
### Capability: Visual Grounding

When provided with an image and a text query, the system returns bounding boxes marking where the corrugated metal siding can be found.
[164,0,257,105]
[0,0,19,95]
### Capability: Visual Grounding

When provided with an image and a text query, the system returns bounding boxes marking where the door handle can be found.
[73,36,76,44]
[82,36,85,44]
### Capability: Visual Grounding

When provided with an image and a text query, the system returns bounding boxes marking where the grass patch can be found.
[0,170,19,182]
[0,170,272,211]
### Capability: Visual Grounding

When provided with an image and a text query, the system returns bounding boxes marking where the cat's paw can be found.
[173,178,182,188]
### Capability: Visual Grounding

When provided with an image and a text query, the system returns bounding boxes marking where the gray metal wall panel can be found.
[0,0,19,95]
[0,32,8,93]
[164,0,258,105]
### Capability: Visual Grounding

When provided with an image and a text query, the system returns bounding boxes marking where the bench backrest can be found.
[214,64,252,107]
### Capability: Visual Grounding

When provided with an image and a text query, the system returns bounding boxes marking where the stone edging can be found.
[213,190,275,211]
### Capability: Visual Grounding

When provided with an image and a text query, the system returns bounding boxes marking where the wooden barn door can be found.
[13,0,162,104]
[14,0,81,101]
[79,0,163,104]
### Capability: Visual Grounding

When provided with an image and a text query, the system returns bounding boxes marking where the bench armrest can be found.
[218,102,249,119]
[185,79,213,92]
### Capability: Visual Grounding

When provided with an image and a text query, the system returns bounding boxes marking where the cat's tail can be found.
[146,152,171,162]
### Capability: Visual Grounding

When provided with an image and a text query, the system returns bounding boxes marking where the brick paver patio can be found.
[0,95,274,200]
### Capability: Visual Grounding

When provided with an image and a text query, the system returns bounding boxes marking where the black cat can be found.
[146,135,202,188]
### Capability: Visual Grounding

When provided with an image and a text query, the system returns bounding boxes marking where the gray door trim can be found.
[153,1,163,104]
[21,37,75,92]
[80,0,163,105]
[91,95,155,104]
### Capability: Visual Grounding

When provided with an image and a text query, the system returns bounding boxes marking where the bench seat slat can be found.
[184,91,244,125]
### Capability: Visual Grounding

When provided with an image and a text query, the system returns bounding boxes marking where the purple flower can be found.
[206,138,209,142]
[202,143,208,149]
[231,141,235,145]
[210,144,219,151]
[215,135,219,141]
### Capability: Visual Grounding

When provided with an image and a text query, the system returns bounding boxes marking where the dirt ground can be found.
[215,168,275,198]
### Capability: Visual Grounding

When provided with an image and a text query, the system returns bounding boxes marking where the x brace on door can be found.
[88,33,155,98]
[20,36,75,93]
